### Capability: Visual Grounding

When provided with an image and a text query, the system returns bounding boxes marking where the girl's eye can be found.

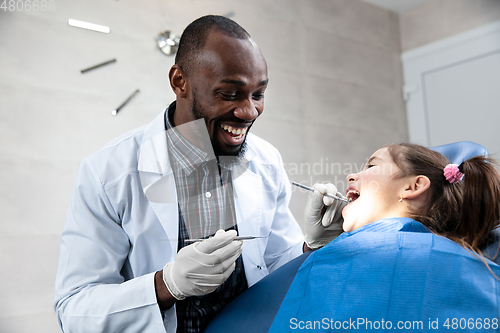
[364,164,375,170]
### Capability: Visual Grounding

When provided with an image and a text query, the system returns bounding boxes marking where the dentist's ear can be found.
[403,175,431,200]
[169,65,188,98]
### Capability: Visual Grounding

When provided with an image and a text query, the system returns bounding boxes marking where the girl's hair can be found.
[386,143,500,253]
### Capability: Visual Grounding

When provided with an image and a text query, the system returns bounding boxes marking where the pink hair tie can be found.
[443,164,464,184]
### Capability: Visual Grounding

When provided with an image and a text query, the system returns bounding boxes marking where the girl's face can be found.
[342,147,409,232]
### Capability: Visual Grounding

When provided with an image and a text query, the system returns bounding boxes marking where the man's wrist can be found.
[154,271,176,309]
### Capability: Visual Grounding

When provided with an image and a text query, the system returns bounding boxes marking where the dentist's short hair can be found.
[175,15,250,75]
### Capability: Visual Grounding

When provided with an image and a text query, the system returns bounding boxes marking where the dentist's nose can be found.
[233,99,259,121]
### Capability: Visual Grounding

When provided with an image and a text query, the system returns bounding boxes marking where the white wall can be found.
[399,0,500,52]
[0,0,406,331]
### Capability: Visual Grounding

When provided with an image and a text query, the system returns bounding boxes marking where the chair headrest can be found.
[430,141,489,165]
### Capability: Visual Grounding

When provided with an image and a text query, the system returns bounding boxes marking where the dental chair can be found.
[204,141,499,333]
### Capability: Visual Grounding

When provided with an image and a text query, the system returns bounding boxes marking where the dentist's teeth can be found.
[220,124,248,137]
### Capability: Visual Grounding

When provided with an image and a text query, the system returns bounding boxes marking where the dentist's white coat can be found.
[54,109,304,332]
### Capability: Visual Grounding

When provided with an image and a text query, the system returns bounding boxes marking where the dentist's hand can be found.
[162,229,242,300]
[304,183,347,249]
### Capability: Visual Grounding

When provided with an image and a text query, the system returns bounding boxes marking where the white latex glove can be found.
[304,183,347,249]
[162,229,243,300]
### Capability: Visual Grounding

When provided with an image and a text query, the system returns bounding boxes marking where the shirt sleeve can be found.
[53,159,171,332]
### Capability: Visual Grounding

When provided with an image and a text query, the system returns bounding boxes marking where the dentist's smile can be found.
[219,123,249,145]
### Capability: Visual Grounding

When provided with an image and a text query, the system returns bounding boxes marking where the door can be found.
[402,20,500,156]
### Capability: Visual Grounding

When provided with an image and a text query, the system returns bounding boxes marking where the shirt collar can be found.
[165,103,212,175]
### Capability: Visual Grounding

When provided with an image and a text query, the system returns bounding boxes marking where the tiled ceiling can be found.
[358,0,431,13]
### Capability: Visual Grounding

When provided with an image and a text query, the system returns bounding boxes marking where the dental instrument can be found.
[185,231,271,243]
[291,181,351,203]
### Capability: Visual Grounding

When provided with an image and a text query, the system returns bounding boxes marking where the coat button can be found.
[257,265,261,270]
[205,192,211,198]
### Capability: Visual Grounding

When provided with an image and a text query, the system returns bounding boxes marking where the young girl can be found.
[267,144,500,332]
[342,143,500,256]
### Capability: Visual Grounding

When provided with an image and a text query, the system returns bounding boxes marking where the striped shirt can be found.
[165,103,248,333]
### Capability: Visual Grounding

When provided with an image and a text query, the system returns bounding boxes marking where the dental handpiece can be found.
[291,181,351,203]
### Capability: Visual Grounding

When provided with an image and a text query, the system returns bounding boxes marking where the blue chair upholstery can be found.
[430,141,489,165]
[204,251,313,333]
[204,141,498,333]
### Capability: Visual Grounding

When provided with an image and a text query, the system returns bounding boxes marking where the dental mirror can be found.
[156,30,180,56]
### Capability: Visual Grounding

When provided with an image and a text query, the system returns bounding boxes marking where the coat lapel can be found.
[232,150,268,283]
[232,164,262,237]
[138,110,179,256]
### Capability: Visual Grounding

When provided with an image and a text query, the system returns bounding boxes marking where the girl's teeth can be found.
[346,190,360,202]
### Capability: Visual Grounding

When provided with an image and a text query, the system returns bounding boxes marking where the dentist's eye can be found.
[252,93,265,100]
[220,92,238,100]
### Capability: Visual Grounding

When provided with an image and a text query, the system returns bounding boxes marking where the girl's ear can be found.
[403,175,431,200]
[169,65,188,98]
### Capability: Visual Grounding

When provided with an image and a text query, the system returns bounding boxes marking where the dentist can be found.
[54,15,344,333]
